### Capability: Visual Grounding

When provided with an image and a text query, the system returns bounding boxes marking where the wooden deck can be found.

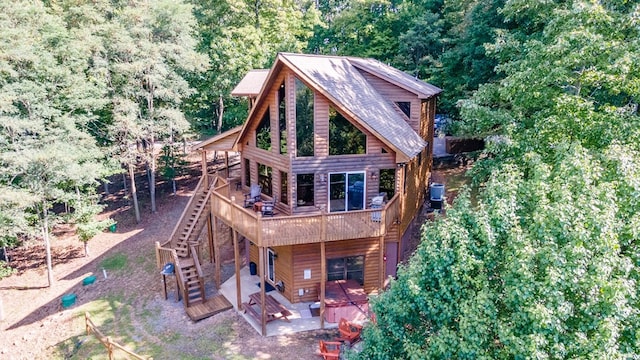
[185,295,233,321]
[211,177,400,247]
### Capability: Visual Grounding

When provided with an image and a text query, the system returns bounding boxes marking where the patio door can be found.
[329,172,365,212]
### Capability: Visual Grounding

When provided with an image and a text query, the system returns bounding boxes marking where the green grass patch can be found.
[100,253,128,271]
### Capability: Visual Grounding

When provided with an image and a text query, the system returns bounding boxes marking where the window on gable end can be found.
[295,78,314,157]
[256,108,271,151]
[396,102,411,118]
[329,107,366,155]
[278,82,287,154]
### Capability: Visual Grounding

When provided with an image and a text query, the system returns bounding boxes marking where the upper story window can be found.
[258,163,272,196]
[244,158,250,186]
[295,78,314,157]
[329,107,365,155]
[396,102,411,118]
[256,108,271,151]
[278,82,287,154]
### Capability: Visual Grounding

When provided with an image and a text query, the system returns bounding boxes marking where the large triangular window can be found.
[329,107,366,155]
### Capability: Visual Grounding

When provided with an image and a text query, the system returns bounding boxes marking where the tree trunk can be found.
[42,205,54,287]
[122,172,128,195]
[104,180,110,195]
[149,138,157,213]
[84,242,90,257]
[129,164,141,223]
[146,71,157,213]
[217,94,224,134]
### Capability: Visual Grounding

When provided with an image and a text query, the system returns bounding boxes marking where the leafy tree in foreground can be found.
[357,0,640,358]
[98,0,207,219]
[359,145,640,358]
[0,1,108,285]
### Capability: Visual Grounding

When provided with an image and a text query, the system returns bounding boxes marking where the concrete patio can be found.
[219,266,339,336]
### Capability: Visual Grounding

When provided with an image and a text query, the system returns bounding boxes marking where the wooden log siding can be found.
[210,184,399,248]
[358,71,422,133]
[292,237,382,302]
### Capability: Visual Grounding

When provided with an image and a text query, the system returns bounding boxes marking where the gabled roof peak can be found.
[235,53,441,161]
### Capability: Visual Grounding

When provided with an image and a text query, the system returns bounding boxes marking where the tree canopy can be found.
[358,0,640,358]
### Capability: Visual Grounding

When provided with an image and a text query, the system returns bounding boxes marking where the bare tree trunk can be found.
[129,164,141,223]
[42,205,54,287]
[103,180,110,195]
[217,94,224,134]
[149,136,157,213]
[146,72,157,213]
[84,242,90,257]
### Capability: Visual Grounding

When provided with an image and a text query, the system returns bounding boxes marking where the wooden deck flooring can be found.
[186,295,233,322]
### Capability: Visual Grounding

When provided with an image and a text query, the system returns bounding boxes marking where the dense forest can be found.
[1,0,639,357]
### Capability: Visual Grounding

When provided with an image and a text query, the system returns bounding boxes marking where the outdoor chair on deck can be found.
[318,340,342,360]
[243,184,262,208]
[261,195,277,217]
[337,318,363,345]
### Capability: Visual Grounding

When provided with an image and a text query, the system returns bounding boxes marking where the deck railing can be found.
[155,242,175,270]
[210,180,400,247]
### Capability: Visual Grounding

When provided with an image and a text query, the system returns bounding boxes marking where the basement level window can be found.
[327,255,364,285]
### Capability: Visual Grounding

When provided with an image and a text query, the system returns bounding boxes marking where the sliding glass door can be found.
[329,172,365,212]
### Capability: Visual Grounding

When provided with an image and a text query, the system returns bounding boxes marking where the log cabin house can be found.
[156,53,441,334]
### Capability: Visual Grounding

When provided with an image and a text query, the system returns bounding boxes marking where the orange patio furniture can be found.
[318,340,342,360]
[337,318,363,344]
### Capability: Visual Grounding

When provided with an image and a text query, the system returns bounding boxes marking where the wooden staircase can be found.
[175,248,206,307]
[156,175,232,321]
[172,179,213,257]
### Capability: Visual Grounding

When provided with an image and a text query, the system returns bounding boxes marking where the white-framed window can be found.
[328,171,365,212]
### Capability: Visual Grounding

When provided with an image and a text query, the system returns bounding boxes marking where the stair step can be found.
[179,258,195,267]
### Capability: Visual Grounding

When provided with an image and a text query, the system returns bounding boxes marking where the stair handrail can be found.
[172,250,190,309]
[190,245,206,303]
[155,241,175,270]
[163,175,208,249]
[179,182,217,250]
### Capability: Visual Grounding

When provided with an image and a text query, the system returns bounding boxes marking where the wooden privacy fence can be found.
[84,312,152,360]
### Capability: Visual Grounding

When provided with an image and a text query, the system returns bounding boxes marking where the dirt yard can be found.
[0,162,468,360]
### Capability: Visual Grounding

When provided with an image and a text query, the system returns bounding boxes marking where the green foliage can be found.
[359,1,640,358]
[361,145,640,358]
[0,0,110,280]
[0,261,16,279]
[186,0,320,134]
[159,144,187,182]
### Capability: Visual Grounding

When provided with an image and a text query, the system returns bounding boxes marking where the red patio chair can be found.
[318,340,342,360]
[337,318,363,344]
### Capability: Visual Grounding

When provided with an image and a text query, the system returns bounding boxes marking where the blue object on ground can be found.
[82,275,97,286]
[61,293,77,308]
